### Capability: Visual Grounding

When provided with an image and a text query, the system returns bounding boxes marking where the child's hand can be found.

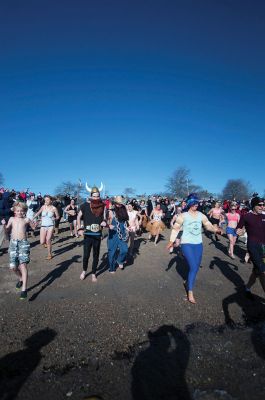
[1,219,6,225]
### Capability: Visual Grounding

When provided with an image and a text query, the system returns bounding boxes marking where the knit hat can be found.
[251,197,263,209]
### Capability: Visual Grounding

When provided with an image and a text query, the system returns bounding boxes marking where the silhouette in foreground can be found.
[0,328,57,400]
[131,324,191,400]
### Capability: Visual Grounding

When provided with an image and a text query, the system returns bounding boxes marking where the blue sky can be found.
[1,0,264,196]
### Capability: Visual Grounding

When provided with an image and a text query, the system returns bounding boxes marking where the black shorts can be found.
[247,242,265,274]
[210,217,220,226]
[68,216,77,224]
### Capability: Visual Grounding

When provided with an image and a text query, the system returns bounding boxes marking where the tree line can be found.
[0,171,262,201]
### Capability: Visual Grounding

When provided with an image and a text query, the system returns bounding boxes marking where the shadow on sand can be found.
[28,255,81,301]
[131,324,191,400]
[0,328,57,400]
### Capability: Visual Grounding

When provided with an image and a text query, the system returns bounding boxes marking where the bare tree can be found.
[222,179,251,201]
[54,181,84,197]
[165,167,202,198]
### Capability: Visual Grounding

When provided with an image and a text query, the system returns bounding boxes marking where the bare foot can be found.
[188,291,196,304]
[92,274,97,282]
[80,271,86,280]
[46,254,53,260]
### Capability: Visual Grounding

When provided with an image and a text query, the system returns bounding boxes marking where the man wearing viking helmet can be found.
[77,182,106,282]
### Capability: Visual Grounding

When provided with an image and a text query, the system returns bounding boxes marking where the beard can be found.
[90,199,105,217]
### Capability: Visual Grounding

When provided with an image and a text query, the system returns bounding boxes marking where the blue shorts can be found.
[226,227,237,237]
[9,239,30,268]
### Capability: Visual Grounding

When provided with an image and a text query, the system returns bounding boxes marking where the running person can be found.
[107,196,129,273]
[146,203,165,245]
[33,195,59,260]
[127,203,140,256]
[77,184,106,282]
[226,205,240,259]
[237,197,265,298]
[208,201,224,241]
[64,198,78,237]
[169,194,221,304]
[2,201,36,299]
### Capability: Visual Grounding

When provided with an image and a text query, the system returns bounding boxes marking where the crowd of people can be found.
[0,186,264,304]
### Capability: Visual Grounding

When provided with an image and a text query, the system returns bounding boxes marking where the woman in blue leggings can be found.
[168,194,221,304]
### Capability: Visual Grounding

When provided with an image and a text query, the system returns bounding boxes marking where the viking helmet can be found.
[86,182,103,195]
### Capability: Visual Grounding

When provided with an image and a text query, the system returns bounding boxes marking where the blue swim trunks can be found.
[8,239,30,268]
[226,227,237,237]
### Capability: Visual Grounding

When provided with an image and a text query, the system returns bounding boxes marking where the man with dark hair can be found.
[237,197,265,298]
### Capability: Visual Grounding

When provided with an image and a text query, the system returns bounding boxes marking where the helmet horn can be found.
[99,182,103,192]
[86,182,92,193]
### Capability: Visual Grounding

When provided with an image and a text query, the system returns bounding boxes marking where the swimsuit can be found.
[41,210,54,228]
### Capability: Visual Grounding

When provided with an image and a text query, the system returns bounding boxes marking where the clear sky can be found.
[1,0,264,196]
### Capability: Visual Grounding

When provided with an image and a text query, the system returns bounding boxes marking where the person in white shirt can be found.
[127,203,140,256]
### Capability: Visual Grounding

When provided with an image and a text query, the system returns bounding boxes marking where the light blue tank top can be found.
[181,211,203,244]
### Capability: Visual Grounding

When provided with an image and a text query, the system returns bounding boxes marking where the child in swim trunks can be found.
[1,201,36,300]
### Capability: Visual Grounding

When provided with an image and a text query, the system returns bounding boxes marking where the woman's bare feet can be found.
[188,291,196,304]
[91,274,97,282]
[46,254,53,260]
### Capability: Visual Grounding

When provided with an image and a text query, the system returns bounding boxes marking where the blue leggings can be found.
[181,243,203,290]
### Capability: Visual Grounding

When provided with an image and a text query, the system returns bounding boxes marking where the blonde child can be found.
[2,202,36,300]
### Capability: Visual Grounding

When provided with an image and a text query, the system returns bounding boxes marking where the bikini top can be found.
[227,213,239,222]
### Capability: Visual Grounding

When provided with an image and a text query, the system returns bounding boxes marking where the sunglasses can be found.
[258,203,264,207]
